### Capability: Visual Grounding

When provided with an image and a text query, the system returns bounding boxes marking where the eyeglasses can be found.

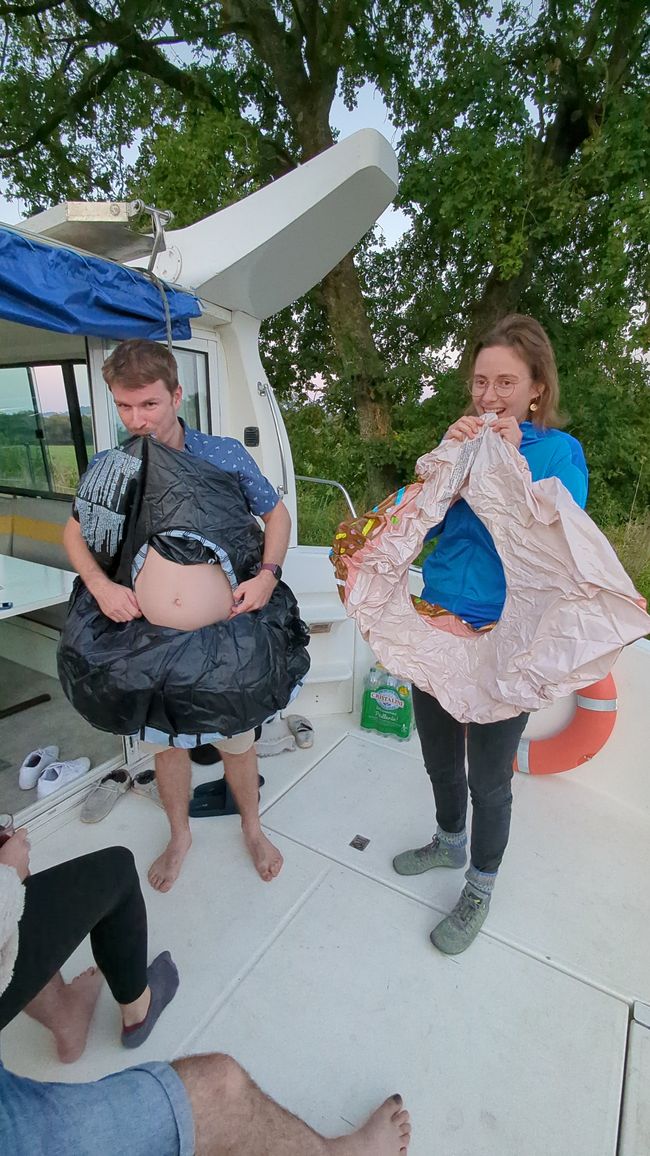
[468,376,525,398]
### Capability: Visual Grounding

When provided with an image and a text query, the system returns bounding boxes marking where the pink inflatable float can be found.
[331,419,650,725]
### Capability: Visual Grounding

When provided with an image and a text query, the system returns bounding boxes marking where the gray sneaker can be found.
[430,885,490,955]
[80,769,131,823]
[392,836,467,876]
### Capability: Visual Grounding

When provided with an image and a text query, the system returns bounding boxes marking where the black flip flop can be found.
[189,775,265,818]
[193,774,264,798]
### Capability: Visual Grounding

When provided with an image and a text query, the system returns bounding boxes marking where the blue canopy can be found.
[0,226,202,341]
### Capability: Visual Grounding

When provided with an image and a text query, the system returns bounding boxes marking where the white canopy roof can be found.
[147,129,398,319]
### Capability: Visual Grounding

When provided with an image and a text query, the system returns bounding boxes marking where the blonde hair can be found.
[468,314,565,428]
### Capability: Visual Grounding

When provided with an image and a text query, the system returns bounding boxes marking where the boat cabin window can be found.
[0,361,93,499]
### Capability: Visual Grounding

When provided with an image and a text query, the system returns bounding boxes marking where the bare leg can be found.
[24,968,103,1063]
[222,746,283,881]
[148,748,192,892]
[173,1053,412,1156]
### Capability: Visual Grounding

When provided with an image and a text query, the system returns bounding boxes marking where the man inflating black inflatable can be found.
[60,340,309,892]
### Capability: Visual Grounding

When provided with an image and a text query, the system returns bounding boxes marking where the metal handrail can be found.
[257,381,289,497]
[295,474,357,518]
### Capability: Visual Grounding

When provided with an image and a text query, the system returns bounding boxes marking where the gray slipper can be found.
[121,951,179,1049]
[80,769,131,824]
[131,768,164,809]
[286,714,314,749]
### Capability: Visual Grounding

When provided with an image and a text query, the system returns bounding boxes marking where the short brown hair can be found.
[469,314,565,428]
[102,339,179,395]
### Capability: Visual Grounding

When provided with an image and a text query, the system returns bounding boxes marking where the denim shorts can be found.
[0,1059,195,1156]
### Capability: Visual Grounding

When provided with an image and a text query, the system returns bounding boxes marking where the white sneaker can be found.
[19,745,59,790]
[255,716,296,758]
[37,757,91,799]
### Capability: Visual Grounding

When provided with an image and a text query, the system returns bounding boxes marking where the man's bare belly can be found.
[135,548,234,630]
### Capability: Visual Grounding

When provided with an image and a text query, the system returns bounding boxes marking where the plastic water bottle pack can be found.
[360,663,413,741]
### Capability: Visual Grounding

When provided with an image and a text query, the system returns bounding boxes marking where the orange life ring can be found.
[514,674,617,775]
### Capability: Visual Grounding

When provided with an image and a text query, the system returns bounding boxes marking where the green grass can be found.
[0,443,81,495]
[295,480,360,547]
[47,445,79,493]
[603,517,650,608]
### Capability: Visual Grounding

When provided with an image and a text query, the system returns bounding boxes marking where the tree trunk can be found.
[319,251,398,501]
[225,1,400,501]
[459,256,536,375]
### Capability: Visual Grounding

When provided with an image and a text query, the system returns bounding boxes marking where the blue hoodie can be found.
[421,423,589,628]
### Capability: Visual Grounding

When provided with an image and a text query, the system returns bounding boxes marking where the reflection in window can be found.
[0,362,94,497]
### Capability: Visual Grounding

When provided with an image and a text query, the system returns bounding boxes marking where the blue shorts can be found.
[0,1059,195,1156]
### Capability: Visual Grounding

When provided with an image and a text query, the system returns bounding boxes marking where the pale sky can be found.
[0,84,407,242]
[0,83,407,414]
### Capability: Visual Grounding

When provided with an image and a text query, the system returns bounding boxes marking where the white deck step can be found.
[304,659,353,684]
[297,591,348,625]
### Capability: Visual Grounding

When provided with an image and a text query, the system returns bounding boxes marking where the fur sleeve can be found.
[0,864,26,998]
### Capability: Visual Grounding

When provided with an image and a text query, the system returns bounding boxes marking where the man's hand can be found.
[229,571,277,618]
[492,416,523,449]
[89,575,142,623]
[64,518,141,622]
[0,829,31,881]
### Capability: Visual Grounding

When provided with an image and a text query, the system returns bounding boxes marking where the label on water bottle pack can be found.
[371,689,405,712]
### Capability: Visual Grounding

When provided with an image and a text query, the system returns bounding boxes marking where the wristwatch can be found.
[261,563,282,582]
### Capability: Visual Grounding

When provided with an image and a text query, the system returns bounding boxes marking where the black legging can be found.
[413,686,529,874]
[0,846,148,1030]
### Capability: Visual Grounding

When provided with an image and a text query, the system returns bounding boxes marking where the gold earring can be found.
[529,399,539,413]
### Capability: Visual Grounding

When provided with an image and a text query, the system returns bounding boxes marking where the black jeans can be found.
[0,846,148,1030]
[413,686,529,874]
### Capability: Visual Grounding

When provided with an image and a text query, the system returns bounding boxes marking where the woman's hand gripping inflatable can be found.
[444,414,522,450]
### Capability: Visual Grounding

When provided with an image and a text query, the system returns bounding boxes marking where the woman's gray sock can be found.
[121,951,179,1049]
[465,864,497,899]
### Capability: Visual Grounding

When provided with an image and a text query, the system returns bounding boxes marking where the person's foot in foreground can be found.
[121,951,179,1047]
[174,1051,412,1156]
[48,967,104,1063]
[337,1094,412,1154]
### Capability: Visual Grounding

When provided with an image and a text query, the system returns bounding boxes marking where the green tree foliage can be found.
[0,1,648,524]
[377,0,650,522]
[0,0,425,498]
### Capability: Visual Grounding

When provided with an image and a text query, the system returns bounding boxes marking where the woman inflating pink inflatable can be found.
[332,314,649,955]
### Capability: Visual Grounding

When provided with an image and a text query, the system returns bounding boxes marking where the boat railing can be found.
[295,475,357,519]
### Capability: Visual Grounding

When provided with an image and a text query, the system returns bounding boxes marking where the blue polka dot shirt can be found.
[182,422,280,516]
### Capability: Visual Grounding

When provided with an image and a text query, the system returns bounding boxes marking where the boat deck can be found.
[3,643,650,1155]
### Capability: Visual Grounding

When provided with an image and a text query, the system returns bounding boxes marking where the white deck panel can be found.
[263,722,650,1004]
[189,865,627,1156]
[619,1022,650,1156]
[1,811,330,1082]
[2,647,649,1153]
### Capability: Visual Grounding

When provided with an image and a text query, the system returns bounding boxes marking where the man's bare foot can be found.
[148,830,192,892]
[334,1095,411,1155]
[242,825,284,882]
[54,968,104,1063]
